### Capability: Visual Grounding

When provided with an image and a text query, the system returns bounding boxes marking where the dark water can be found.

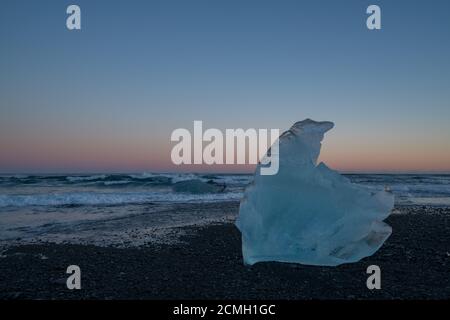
[0,173,449,244]
[1,173,449,207]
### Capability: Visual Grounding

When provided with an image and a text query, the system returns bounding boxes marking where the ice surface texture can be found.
[236,119,394,266]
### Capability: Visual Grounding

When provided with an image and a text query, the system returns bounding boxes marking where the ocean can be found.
[1,173,449,245]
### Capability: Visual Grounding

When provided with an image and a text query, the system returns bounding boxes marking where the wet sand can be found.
[1,204,449,300]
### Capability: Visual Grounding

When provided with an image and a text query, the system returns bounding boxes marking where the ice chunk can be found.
[172,179,225,194]
[236,119,394,266]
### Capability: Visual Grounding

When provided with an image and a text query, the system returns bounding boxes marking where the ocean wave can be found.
[354,182,450,197]
[0,191,242,208]
[66,173,203,185]
[66,175,108,182]
[2,174,450,206]
[0,173,252,188]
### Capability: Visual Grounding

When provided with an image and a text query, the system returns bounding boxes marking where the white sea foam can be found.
[0,191,242,208]
[408,197,450,206]
[128,172,199,183]
[66,175,107,182]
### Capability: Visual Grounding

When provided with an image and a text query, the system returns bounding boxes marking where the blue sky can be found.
[1,0,449,173]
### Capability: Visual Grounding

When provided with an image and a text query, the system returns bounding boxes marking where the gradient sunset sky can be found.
[1,0,449,174]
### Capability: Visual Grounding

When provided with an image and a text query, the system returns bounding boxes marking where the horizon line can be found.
[1,170,450,175]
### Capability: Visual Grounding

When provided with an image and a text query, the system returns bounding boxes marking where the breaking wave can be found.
[0,191,242,208]
[0,173,248,187]
[1,173,450,207]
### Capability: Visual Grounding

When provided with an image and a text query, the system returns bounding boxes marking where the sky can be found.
[1,0,449,174]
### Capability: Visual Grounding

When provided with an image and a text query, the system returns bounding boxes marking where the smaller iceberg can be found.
[172,179,225,194]
[236,119,394,266]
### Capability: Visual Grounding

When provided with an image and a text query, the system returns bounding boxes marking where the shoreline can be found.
[1,205,450,299]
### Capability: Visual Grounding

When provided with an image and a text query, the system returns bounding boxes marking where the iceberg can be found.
[236,119,394,266]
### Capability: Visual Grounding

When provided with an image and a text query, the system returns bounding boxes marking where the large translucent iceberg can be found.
[236,119,394,266]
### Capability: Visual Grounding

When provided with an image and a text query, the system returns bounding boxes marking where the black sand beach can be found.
[1,203,450,300]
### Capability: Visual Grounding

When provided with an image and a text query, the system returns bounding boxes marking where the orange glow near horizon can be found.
[1,131,450,173]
